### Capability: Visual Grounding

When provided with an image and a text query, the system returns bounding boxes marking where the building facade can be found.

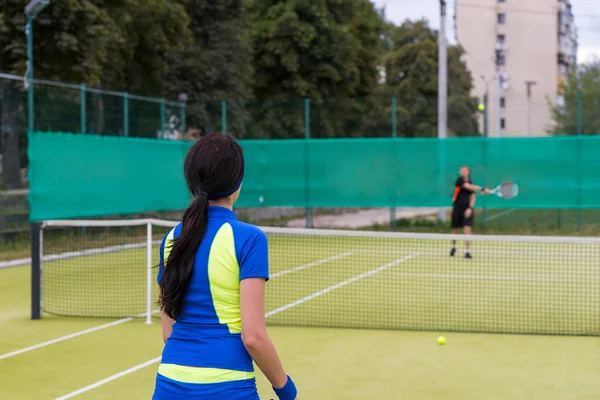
[455,0,577,137]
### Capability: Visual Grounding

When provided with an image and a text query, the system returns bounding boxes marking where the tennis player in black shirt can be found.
[451,165,490,258]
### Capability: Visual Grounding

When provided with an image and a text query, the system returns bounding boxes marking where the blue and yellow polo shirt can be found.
[156,206,269,384]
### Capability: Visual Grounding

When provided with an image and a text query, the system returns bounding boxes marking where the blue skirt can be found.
[152,373,260,400]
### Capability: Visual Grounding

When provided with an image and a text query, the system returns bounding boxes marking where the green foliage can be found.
[247,0,386,138]
[165,0,252,136]
[0,0,190,91]
[0,0,191,188]
[0,0,482,141]
[381,20,479,137]
[551,60,600,135]
[250,0,383,99]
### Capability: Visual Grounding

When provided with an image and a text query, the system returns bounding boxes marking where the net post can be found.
[31,222,42,320]
[146,222,153,325]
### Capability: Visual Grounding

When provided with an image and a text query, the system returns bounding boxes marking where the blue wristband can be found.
[273,375,297,400]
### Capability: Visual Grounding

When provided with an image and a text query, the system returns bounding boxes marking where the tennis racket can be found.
[489,182,519,199]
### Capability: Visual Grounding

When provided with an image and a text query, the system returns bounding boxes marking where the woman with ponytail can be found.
[153,133,297,400]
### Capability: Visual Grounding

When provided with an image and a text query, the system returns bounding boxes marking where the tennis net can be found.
[33,219,600,335]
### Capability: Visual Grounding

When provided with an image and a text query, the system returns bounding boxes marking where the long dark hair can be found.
[159,132,244,320]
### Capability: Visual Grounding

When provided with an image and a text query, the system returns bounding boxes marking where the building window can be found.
[500,97,506,108]
[497,54,506,66]
[497,34,506,45]
[498,13,506,24]
[500,118,506,129]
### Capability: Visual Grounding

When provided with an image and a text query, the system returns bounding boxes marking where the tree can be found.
[248,0,385,138]
[0,0,190,90]
[551,60,600,135]
[0,0,190,187]
[165,0,252,137]
[381,20,479,137]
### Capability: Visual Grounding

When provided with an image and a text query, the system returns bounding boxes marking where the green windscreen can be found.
[28,132,190,220]
[28,132,600,221]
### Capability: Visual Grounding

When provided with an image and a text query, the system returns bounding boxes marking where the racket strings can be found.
[499,183,518,199]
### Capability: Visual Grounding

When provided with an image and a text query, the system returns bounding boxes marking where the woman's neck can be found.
[208,199,233,210]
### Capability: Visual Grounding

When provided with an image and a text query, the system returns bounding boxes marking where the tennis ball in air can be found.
[478,104,485,112]
[258,196,264,204]
[437,336,446,345]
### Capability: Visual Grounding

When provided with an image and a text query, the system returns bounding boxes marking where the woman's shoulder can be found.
[161,222,183,244]
[229,220,267,241]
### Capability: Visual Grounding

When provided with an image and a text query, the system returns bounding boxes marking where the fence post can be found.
[482,94,488,230]
[160,97,166,138]
[221,100,227,134]
[390,96,397,228]
[123,92,129,137]
[304,98,312,228]
[576,92,582,231]
[180,101,186,140]
[80,84,86,134]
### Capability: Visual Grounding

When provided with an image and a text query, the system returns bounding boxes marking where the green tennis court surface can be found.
[2,227,600,399]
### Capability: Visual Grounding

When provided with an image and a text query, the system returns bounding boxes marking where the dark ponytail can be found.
[159,133,244,320]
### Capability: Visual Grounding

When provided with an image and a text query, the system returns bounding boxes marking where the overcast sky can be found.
[373,0,600,64]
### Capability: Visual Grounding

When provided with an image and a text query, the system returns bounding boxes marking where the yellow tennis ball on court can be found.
[478,104,485,112]
[437,336,446,345]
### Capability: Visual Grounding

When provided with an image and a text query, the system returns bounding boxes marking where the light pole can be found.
[525,80,537,136]
[437,0,448,222]
[25,0,50,133]
[26,0,49,322]
[178,93,188,140]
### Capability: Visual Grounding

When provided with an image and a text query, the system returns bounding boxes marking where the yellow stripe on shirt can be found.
[158,363,254,384]
[208,223,242,334]
[162,227,176,267]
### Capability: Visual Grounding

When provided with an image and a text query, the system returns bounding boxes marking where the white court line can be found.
[0,317,133,360]
[270,251,353,278]
[52,251,421,400]
[484,208,516,222]
[0,257,32,269]
[0,240,162,269]
[53,357,162,400]
[386,272,595,283]
[0,252,349,360]
[266,252,421,317]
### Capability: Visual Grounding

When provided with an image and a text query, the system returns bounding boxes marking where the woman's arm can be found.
[465,193,476,217]
[160,308,175,344]
[240,278,295,397]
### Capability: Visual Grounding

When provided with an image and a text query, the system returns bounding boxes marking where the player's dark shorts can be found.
[451,204,474,228]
